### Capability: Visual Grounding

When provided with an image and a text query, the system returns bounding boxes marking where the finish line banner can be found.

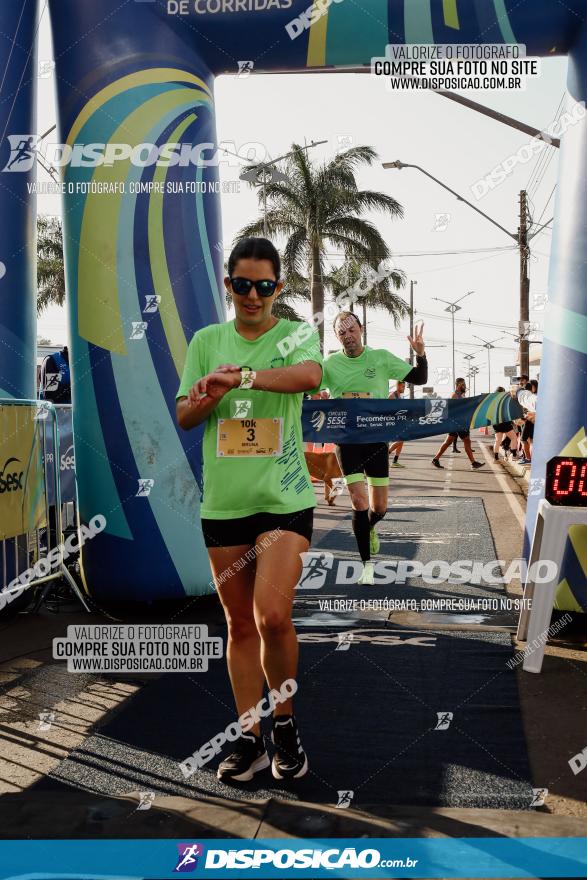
[0,837,585,878]
[302,392,523,444]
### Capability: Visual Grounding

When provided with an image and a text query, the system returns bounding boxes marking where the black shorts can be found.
[521,420,534,441]
[448,430,470,440]
[201,507,314,548]
[335,442,389,485]
[493,421,514,433]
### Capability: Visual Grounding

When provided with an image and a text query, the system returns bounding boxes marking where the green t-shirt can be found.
[322,346,411,399]
[177,319,322,520]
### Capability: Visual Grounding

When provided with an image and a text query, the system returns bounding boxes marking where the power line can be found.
[532,184,556,230]
[413,309,518,332]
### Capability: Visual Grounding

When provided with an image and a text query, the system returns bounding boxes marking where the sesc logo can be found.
[60,444,75,471]
[0,457,24,494]
[310,410,326,432]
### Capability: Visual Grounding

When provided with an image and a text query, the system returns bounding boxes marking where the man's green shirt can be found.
[177,319,322,519]
[322,346,411,399]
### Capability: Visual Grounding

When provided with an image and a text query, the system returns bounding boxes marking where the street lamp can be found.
[236,139,327,236]
[457,349,476,380]
[382,160,544,377]
[473,335,506,392]
[432,291,475,388]
[382,160,517,241]
[467,364,481,396]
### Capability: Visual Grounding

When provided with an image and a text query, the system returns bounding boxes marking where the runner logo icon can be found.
[174,843,204,872]
[297,551,334,589]
[231,399,252,418]
[435,711,453,730]
[336,789,354,808]
[3,135,40,172]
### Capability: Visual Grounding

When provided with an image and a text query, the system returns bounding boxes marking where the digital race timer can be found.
[545,456,587,506]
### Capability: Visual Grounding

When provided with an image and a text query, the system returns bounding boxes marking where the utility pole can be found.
[519,190,530,378]
[408,279,417,400]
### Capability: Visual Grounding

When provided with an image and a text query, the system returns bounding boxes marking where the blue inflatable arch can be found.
[0,0,585,600]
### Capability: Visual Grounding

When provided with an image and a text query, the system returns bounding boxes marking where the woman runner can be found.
[176,237,322,784]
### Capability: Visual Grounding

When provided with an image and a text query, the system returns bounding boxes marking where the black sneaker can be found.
[217,733,269,783]
[432,458,444,469]
[471,461,486,470]
[271,715,308,780]
[452,446,461,454]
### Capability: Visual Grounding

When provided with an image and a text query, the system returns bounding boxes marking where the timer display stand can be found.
[517,459,587,673]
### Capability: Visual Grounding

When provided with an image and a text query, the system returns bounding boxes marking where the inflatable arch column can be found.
[525,22,587,610]
[0,0,38,400]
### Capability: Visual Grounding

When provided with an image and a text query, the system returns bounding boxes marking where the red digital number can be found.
[578,461,587,497]
[552,460,577,496]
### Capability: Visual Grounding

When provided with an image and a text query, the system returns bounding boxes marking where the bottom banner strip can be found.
[0,837,586,878]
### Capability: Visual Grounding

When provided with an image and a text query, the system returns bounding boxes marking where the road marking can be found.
[477,441,526,528]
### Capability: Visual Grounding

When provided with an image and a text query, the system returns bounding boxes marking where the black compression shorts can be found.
[448,430,470,440]
[335,442,390,484]
[201,507,314,548]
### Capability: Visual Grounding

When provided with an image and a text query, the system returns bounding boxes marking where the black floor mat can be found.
[38,629,532,809]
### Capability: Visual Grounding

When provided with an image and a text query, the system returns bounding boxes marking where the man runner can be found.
[321,312,428,585]
[431,377,485,470]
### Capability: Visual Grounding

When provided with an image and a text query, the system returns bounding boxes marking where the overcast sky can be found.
[36,9,565,392]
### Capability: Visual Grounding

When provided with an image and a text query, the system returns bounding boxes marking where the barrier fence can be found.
[0,399,90,613]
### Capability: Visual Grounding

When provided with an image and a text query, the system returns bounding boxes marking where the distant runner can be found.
[389,380,406,468]
[176,237,322,784]
[431,377,485,470]
[321,312,428,585]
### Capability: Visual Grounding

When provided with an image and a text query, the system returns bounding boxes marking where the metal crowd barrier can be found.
[0,398,90,613]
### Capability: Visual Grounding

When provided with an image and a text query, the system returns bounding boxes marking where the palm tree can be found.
[325,258,408,345]
[237,144,404,350]
[37,215,65,314]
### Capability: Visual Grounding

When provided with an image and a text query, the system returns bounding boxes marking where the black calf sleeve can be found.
[352,508,371,562]
[368,509,386,529]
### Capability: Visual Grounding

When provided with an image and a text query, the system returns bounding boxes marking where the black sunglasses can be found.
[229,277,279,297]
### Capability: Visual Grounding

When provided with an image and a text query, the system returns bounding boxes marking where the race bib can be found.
[342,391,372,399]
[217,418,283,457]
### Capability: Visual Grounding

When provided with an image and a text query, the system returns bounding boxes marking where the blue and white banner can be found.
[0,837,585,879]
[43,405,76,505]
[302,392,523,444]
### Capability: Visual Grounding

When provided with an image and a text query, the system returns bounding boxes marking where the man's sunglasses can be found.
[229,277,279,297]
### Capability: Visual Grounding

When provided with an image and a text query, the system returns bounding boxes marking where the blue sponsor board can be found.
[302,392,522,444]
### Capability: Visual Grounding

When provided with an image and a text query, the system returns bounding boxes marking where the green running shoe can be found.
[369,527,380,555]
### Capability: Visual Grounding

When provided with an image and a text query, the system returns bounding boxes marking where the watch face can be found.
[545,456,587,506]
